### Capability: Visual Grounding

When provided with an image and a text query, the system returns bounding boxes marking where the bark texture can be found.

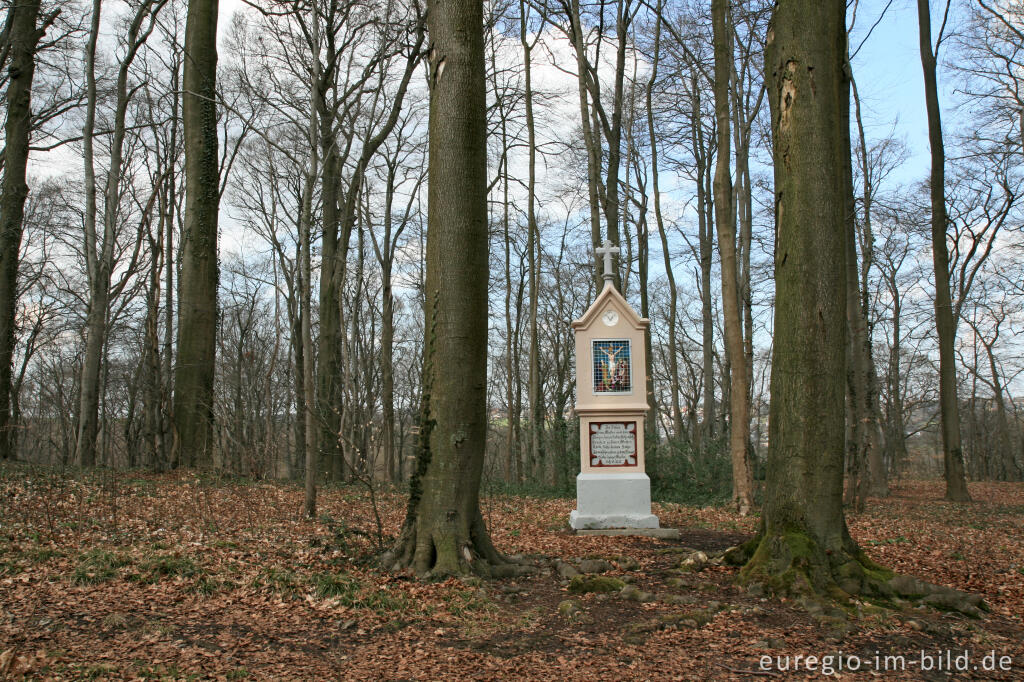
[174,0,220,467]
[381,0,517,577]
[741,0,883,598]
[738,3,983,614]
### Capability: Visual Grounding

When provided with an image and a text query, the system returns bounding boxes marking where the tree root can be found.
[380,510,537,580]
[728,530,988,619]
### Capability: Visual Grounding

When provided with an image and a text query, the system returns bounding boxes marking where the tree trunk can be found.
[647,3,681,441]
[380,166,398,484]
[692,79,715,443]
[916,0,970,502]
[850,72,889,498]
[566,0,606,293]
[382,0,514,577]
[0,0,45,462]
[317,119,343,481]
[648,13,683,440]
[174,0,220,468]
[741,0,887,598]
[300,0,323,516]
[77,0,159,467]
[712,0,753,515]
[76,0,103,468]
[843,121,870,512]
[522,0,543,484]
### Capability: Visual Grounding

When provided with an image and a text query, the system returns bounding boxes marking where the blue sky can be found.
[851,0,939,186]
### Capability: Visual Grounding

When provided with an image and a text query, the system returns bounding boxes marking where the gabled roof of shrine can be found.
[572,281,650,331]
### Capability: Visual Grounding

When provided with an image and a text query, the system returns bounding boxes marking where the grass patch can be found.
[128,553,201,584]
[312,572,361,601]
[193,575,236,595]
[310,572,409,613]
[255,567,302,596]
[865,536,911,546]
[135,662,200,681]
[73,549,131,585]
[445,588,493,617]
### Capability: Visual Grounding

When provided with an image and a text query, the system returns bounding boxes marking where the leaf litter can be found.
[1,466,1022,679]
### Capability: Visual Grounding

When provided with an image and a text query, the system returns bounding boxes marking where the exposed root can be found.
[380,509,536,580]
[734,529,987,618]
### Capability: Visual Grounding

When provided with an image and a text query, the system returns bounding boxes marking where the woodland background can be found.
[1,0,1023,507]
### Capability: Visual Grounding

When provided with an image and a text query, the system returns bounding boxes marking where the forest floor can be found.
[1,466,1023,680]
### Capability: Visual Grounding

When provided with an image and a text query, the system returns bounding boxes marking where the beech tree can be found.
[75,0,166,467]
[382,0,519,576]
[916,0,970,502]
[711,0,753,515]
[738,0,888,597]
[0,0,56,461]
[173,0,220,468]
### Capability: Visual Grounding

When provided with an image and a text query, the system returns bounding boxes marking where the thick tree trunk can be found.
[174,0,220,468]
[317,126,343,480]
[738,5,984,614]
[712,0,753,515]
[382,0,515,577]
[916,0,970,502]
[0,0,45,462]
[741,0,884,598]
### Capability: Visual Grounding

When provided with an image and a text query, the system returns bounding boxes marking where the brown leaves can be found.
[1,469,1023,679]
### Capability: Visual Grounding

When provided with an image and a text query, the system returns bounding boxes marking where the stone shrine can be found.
[569,240,660,531]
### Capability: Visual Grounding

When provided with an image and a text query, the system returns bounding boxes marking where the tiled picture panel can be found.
[592,339,631,393]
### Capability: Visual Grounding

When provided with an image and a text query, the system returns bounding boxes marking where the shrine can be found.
[569,241,661,531]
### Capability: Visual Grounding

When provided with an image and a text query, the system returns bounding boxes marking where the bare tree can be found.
[0,0,58,460]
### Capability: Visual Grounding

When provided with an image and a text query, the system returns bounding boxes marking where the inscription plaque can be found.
[589,421,637,467]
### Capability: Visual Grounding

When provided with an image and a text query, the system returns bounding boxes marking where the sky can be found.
[849,0,933,186]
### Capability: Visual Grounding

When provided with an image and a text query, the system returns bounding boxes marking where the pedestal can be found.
[569,472,660,530]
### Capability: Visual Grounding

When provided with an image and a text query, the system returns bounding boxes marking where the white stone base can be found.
[569,472,660,530]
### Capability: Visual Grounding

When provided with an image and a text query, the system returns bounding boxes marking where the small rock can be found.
[678,551,709,573]
[568,575,625,594]
[556,561,580,579]
[619,584,655,602]
[578,559,614,574]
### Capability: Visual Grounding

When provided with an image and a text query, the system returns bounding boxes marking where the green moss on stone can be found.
[568,575,625,594]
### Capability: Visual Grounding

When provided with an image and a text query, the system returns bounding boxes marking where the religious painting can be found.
[592,339,631,393]
[589,421,638,467]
